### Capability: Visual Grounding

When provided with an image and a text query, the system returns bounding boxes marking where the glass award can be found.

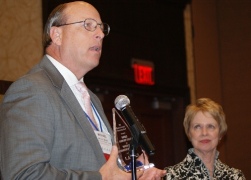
[112,108,145,172]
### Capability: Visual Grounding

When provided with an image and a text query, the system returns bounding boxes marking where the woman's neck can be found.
[194,149,216,175]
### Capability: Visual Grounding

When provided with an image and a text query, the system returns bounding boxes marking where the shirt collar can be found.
[46,54,83,86]
[188,148,219,160]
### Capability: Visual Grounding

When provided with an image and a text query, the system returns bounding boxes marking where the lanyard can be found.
[84,102,103,132]
[91,102,103,132]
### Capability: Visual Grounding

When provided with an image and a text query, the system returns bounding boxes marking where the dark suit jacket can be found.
[0,55,114,180]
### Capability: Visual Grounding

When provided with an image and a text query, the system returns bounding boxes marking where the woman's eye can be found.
[208,124,215,129]
[194,125,201,129]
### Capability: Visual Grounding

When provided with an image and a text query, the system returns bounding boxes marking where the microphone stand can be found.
[129,138,138,180]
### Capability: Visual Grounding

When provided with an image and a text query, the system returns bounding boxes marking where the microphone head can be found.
[114,95,130,110]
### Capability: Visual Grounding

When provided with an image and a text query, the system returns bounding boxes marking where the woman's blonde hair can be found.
[183,98,227,138]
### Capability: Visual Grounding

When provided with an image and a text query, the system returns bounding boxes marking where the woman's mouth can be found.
[200,139,210,143]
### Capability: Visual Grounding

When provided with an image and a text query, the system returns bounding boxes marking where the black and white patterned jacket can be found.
[164,148,246,180]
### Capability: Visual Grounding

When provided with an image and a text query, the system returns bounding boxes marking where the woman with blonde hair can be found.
[164,98,245,179]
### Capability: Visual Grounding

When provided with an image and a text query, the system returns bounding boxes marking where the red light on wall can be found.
[132,64,155,85]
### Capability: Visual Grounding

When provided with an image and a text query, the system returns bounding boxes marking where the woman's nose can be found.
[201,127,208,135]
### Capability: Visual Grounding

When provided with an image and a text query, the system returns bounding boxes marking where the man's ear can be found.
[50,26,62,45]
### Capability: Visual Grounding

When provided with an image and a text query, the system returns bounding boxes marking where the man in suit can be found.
[0,1,166,179]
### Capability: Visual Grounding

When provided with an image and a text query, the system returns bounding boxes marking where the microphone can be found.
[114,95,155,156]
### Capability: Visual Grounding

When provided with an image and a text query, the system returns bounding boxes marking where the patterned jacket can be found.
[164,148,246,180]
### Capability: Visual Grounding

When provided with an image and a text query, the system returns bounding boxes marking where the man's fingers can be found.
[136,169,144,179]
[139,168,167,180]
[107,145,118,163]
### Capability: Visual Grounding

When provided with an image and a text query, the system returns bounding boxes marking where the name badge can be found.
[94,131,112,154]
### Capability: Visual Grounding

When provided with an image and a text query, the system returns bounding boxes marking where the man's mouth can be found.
[90,46,101,52]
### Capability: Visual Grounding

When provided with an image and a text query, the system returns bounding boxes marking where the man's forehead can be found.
[65,2,96,13]
[64,2,100,20]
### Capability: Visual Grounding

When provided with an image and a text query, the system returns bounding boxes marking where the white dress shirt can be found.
[46,54,109,133]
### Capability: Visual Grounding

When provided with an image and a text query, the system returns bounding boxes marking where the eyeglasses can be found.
[56,18,110,36]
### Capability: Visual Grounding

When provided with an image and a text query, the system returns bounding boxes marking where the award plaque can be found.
[112,108,144,172]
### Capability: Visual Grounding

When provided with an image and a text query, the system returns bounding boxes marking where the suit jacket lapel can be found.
[39,56,106,164]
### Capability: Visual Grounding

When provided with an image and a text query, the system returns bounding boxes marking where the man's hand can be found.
[137,150,167,180]
[99,146,143,180]
[139,167,166,180]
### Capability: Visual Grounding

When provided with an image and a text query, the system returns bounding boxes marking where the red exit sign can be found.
[131,59,155,85]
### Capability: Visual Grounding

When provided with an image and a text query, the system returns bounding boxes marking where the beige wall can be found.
[0,0,43,100]
[191,0,251,178]
[0,0,43,80]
